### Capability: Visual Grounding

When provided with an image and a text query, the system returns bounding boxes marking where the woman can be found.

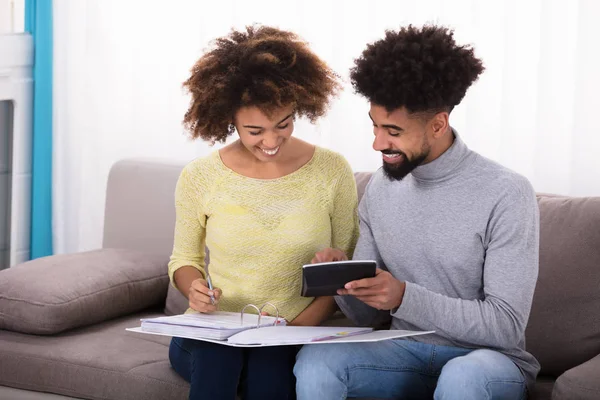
[168,25,359,400]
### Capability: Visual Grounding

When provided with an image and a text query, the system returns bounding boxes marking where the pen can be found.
[206,273,216,305]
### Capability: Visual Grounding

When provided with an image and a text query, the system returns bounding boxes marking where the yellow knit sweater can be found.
[168,147,359,321]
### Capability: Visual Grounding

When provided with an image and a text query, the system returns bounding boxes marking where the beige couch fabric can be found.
[525,196,600,377]
[0,249,169,334]
[553,353,600,400]
[2,161,600,400]
[0,311,189,400]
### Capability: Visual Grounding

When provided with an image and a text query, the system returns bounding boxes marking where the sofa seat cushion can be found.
[553,353,600,400]
[0,249,169,335]
[0,311,188,400]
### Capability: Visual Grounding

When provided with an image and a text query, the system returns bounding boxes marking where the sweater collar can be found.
[410,129,470,183]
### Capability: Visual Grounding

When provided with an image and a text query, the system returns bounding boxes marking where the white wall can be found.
[0,0,24,33]
[0,0,11,33]
[52,0,600,254]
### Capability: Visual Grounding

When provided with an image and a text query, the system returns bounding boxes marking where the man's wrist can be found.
[395,281,407,309]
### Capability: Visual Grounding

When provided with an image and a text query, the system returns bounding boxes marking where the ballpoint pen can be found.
[206,273,216,305]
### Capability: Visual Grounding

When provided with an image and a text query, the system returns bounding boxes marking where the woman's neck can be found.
[220,138,315,180]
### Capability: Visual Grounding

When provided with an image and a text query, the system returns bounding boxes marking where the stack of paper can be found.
[140,311,283,340]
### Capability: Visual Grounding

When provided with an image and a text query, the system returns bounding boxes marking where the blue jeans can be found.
[294,339,526,400]
[169,337,298,400]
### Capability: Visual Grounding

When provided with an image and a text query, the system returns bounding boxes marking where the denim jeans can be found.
[294,339,526,400]
[169,337,298,400]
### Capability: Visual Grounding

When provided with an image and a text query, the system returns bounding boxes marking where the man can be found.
[295,25,540,400]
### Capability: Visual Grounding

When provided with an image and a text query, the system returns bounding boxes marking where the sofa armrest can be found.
[553,353,600,400]
[0,249,169,334]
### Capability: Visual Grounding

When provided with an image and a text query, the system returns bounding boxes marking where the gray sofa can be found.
[0,159,599,400]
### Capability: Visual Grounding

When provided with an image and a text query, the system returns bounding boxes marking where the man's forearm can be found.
[393,282,528,349]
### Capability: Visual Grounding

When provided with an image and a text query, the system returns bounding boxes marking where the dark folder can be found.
[301,260,377,297]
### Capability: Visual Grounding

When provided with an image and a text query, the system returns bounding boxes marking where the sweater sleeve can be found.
[167,165,207,288]
[336,177,392,328]
[392,180,540,349]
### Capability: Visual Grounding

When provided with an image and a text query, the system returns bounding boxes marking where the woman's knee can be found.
[169,338,192,382]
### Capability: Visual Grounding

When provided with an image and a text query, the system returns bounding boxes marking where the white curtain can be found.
[53,0,600,254]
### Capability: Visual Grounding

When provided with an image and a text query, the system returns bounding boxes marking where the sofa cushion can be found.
[0,386,82,399]
[525,196,600,376]
[354,172,373,203]
[0,248,169,334]
[553,353,600,400]
[164,284,190,316]
[0,311,188,400]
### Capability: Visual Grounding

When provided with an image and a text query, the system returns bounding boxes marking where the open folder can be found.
[126,310,434,347]
[135,311,286,341]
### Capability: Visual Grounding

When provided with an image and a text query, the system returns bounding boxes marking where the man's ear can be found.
[430,112,449,138]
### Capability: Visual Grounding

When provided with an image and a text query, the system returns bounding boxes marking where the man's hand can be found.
[311,248,348,263]
[188,278,222,313]
[337,268,406,310]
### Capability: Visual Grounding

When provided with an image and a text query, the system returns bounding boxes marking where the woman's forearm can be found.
[289,296,337,326]
[173,266,204,299]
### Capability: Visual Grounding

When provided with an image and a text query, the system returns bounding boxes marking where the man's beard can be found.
[382,144,430,181]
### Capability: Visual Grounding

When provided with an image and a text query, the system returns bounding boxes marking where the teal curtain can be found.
[26,0,53,258]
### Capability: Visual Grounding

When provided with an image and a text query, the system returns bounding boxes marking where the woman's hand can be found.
[188,278,222,313]
[311,248,348,263]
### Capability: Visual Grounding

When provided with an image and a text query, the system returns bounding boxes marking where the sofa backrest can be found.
[103,161,600,377]
[526,195,600,377]
[102,159,184,256]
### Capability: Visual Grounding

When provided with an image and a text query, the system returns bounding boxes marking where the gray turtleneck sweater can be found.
[336,132,540,390]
